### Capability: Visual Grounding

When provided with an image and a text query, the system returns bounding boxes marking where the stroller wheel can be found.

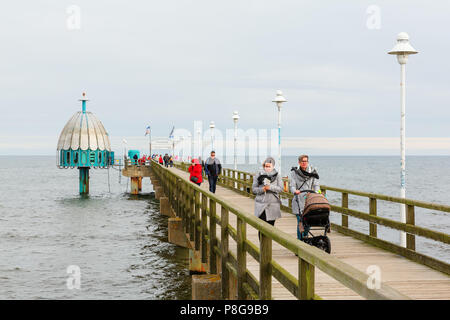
[316,236,331,254]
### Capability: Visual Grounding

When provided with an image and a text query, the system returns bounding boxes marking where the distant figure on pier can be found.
[188,158,203,186]
[204,151,222,193]
[159,155,163,165]
[169,155,174,167]
[252,157,283,240]
[163,153,170,167]
[289,155,320,240]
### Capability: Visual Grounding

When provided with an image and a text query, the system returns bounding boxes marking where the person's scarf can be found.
[292,166,319,180]
[257,168,279,185]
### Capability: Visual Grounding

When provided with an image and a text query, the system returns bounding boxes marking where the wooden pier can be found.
[125,160,450,300]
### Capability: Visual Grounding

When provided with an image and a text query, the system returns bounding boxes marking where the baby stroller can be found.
[297,190,331,254]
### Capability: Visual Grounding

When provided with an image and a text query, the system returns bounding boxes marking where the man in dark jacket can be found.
[204,151,222,193]
[163,153,170,167]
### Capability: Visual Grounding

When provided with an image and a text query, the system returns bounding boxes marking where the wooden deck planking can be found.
[163,166,450,300]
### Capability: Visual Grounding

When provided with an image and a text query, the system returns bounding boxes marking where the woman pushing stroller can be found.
[289,155,320,241]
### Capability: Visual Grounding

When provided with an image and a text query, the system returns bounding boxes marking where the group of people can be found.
[131,154,151,165]
[156,153,174,167]
[187,152,320,241]
[188,151,222,194]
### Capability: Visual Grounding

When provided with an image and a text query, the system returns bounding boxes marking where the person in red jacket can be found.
[159,155,163,165]
[188,158,203,186]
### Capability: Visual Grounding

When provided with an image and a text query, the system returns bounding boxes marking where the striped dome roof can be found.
[56,94,111,151]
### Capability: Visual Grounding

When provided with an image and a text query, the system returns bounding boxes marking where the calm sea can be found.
[0,156,190,299]
[0,155,448,299]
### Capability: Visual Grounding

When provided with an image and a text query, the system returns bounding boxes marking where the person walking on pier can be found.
[252,157,283,240]
[204,151,222,193]
[163,153,170,167]
[289,155,320,240]
[188,158,203,186]
[158,155,163,165]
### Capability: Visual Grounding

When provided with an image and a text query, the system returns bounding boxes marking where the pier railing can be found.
[174,161,450,275]
[152,160,409,300]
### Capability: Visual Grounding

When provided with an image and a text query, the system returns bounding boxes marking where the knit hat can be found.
[262,157,276,167]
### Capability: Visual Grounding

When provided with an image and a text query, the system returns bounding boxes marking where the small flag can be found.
[145,125,151,136]
[169,126,175,139]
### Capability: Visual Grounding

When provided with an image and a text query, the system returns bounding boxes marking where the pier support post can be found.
[155,186,163,200]
[138,177,142,191]
[160,196,171,216]
[192,275,221,300]
[79,167,90,194]
[189,248,207,274]
[168,217,189,248]
[130,177,139,195]
[152,179,160,188]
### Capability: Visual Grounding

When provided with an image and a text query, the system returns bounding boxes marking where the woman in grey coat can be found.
[252,157,284,240]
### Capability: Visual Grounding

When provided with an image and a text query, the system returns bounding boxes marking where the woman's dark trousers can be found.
[258,211,275,240]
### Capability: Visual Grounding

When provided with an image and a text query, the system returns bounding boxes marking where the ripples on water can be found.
[0,156,190,299]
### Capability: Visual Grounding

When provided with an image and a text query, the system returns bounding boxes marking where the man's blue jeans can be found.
[208,175,218,193]
[296,214,310,240]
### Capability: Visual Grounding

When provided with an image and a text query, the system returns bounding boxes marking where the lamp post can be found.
[388,32,418,247]
[146,126,152,156]
[272,90,287,175]
[210,121,215,151]
[197,128,202,159]
[187,133,192,162]
[180,136,184,161]
[122,139,128,161]
[232,111,240,170]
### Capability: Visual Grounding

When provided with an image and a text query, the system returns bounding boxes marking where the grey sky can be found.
[1,1,449,155]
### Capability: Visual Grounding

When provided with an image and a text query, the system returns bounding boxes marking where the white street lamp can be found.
[210,121,215,151]
[187,132,192,162]
[180,136,184,161]
[272,90,287,175]
[197,127,202,159]
[388,32,418,248]
[122,138,128,160]
[232,111,240,170]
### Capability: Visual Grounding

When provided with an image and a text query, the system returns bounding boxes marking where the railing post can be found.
[176,178,182,217]
[194,190,200,250]
[298,257,315,300]
[185,183,191,236]
[342,192,349,228]
[406,204,416,250]
[243,174,248,195]
[209,198,217,274]
[221,206,229,299]
[229,170,233,188]
[259,232,272,299]
[237,217,247,299]
[369,197,377,238]
[239,172,243,192]
[201,193,208,263]
[180,182,186,228]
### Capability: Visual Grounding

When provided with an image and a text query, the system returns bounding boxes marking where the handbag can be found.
[190,176,199,183]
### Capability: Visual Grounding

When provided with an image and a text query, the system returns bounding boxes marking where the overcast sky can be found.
[1,1,449,155]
